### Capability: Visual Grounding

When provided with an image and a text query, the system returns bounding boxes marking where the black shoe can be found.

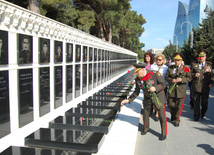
[159,135,166,140]
[174,122,179,127]
[141,131,148,135]
[154,117,159,122]
[194,118,199,121]
[201,114,205,119]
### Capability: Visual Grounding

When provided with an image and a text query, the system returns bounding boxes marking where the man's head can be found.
[167,57,171,62]
[173,53,184,66]
[197,49,208,63]
[22,36,29,51]
[133,63,147,78]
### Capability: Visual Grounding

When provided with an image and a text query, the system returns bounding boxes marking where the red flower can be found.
[196,57,201,60]
[142,72,152,81]
[182,67,190,72]
[128,70,130,73]
[117,82,119,85]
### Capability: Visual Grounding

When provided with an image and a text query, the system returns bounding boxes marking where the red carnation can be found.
[128,70,130,73]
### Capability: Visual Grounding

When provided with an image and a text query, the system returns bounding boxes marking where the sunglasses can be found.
[156,59,163,61]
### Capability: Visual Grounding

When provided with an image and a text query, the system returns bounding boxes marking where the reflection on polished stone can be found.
[65,107,117,118]
[25,128,104,153]
[1,146,91,155]
[49,115,113,134]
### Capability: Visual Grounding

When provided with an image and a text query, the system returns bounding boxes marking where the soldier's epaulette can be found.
[208,61,212,64]
[183,65,189,68]
[192,60,197,63]
[152,71,156,73]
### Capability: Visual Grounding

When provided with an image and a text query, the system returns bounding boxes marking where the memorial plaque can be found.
[82,64,87,94]
[94,48,97,61]
[102,50,105,61]
[54,41,63,63]
[75,65,80,98]
[0,30,8,65]
[39,67,50,116]
[101,62,105,83]
[88,64,92,91]
[93,63,97,88]
[49,115,113,134]
[98,49,101,61]
[66,65,73,102]
[19,69,33,127]
[76,45,81,62]
[0,71,10,138]
[89,47,93,61]
[1,146,92,155]
[65,107,117,119]
[54,66,63,108]
[39,38,50,63]
[66,43,73,62]
[18,34,33,64]
[25,128,105,153]
[83,46,87,62]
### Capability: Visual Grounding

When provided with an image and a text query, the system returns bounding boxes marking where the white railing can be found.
[0,0,137,152]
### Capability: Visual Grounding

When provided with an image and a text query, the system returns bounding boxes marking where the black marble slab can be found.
[65,107,118,118]
[1,146,91,155]
[49,115,113,134]
[25,128,104,153]
[77,101,120,111]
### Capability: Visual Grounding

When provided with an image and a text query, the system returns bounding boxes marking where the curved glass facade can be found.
[173,1,189,48]
[174,0,214,48]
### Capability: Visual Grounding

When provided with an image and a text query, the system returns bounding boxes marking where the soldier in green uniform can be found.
[190,49,213,121]
[165,53,191,127]
[121,63,167,140]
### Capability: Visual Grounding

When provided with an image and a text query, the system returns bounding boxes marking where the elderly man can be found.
[191,49,213,121]
[165,53,191,127]
[121,63,167,140]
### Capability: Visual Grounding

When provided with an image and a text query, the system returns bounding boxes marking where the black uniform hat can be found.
[197,49,208,57]
[167,57,171,60]
[133,63,146,72]
[173,53,184,60]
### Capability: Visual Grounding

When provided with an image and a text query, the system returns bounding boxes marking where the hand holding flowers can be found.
[196,57,201,86]
[168,66,190,94]
[142,72,163,108]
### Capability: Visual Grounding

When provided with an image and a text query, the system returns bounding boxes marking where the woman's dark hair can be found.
[144,52,155,64]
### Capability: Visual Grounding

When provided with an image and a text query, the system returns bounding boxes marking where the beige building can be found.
[147,48,164,56]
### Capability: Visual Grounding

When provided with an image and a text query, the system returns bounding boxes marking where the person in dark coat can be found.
[165,53,191,127]
[121,63,167,140]
[190,49,213,121]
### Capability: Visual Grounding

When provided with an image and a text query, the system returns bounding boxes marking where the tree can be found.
[162,41,177,60]
[6,0,40,14]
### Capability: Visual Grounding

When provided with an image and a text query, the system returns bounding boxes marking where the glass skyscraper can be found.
[173,1,188,48]
[173,0,214,48]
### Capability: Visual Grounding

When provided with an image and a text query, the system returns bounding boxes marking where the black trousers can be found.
[143,99,167,136]
[193,91,209,119]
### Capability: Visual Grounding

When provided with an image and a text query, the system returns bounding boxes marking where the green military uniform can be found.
[128,70,167,136]
[165,64,191,125]
[191,60,213,120]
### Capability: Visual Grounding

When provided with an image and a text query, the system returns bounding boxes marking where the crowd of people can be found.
[121,49,213,141]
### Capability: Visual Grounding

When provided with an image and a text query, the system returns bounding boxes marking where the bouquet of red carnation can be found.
[142,72,163,108]
[196,57,201,86]
[168,66,190,94]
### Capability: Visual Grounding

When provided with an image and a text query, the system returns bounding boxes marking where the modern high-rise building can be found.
[173,0,214,48]
[173,1,189,49]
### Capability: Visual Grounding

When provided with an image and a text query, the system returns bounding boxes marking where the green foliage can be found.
[8,0,146,55]
[162,42,177,60]
[179,10,214,66]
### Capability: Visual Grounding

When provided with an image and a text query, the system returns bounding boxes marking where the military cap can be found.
[197,49,208,57]
[173,53,184,60]
[133,63,146,72]
[167,57,171,60]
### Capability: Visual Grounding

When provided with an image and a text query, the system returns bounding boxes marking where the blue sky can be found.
[130,0,190,51]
